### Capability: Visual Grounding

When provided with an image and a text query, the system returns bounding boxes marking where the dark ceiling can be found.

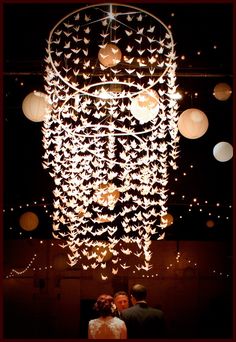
[3,2,234,242]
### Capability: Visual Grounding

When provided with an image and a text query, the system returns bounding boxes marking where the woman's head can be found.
[94,294,114,317]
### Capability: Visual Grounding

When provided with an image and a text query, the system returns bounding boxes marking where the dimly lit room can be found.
[3,1,234,340]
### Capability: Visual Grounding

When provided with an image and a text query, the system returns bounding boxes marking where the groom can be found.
[121,284,165,339]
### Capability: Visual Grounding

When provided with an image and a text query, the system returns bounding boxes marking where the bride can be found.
[88,294,127,339]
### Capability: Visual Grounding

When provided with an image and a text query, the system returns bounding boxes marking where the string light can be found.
[4,191,231,238]
[5,254,37,278]
[176,251,180,262]
[212,270,230,278]
[3,198,52,213]
[5,241,230,280]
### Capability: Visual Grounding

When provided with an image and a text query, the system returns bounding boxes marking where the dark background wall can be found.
[3,240,232,339]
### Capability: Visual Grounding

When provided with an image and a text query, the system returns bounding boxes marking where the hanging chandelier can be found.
[42,3,179,278]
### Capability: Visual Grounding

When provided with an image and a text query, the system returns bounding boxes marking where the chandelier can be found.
[42,3,179,278]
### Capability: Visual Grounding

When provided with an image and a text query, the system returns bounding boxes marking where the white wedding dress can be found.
[88,316,127,339]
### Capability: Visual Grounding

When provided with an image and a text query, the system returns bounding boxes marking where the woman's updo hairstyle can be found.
[93,294,114,317]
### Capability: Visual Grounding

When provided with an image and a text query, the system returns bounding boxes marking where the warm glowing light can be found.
[213,141,233,162]
[160,213,174,227]
[19,211,39,231]
[22,91,51,122]
[172,92,182,100]
[178,108,208,139]
[53,253,68,271]
[98,43,122,67]
[206,220,215,228]
[213,82,232,101]
[94,183,120,209]
[130,89,160,124]
[91,244,113,262]
[42,3,179,276]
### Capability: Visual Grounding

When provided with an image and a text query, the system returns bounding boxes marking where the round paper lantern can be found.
[178,108,209,139]
[22,91,51,122]
[213,83,232,101]
[92,245,113,262]
[130,89,160,124]
[213,141,233,162]
[19,211,39,231]
[98,43,122,67]
[53,253,68,271]
[94,183,120,209]
[160,213,174,227]
[206,220,215,228]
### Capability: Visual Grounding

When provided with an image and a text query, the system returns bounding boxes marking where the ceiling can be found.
[3,2,234,242]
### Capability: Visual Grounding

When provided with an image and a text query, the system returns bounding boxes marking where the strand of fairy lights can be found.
[3,197,231,238]
[5,242,231,280]
[4,196,231,215]
[3,198,51,216]
[4,148,231,240]
[6,254,37,278]
[3,161,231,219]
[137,253,231,279]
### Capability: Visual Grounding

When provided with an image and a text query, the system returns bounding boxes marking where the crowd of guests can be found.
[88,284,165,339]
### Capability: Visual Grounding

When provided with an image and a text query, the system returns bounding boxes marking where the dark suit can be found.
[121,302,165,339]
[113,309,122,319]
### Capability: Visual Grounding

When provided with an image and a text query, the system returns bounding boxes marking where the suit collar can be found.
[136,300,147,304]
[136,301,148,307]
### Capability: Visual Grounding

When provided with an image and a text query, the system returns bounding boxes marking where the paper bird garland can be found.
[42,3,179,277]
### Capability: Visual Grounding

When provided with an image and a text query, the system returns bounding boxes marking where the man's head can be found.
[130,284,147,304]
[114,291,129,312]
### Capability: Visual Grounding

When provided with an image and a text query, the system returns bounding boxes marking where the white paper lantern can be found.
[98,43,122,67]
[130,89,160,124]
[19,211,39,231]
[178,108,209,139]
[22,91,51,122]
[213,83,232,101]
[213,141,233,162]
